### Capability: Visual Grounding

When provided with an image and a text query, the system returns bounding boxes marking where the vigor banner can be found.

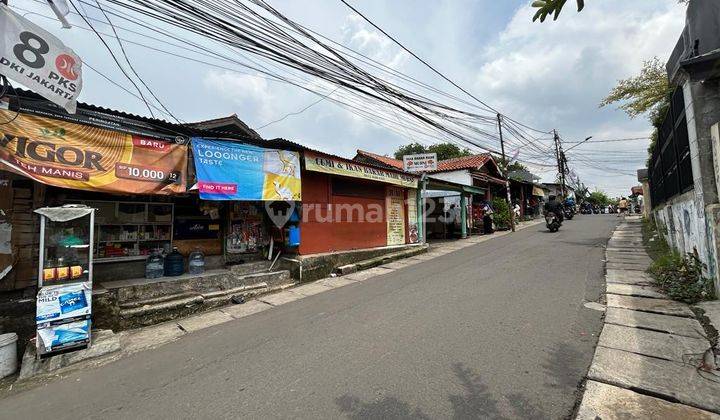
[0,109,187,194]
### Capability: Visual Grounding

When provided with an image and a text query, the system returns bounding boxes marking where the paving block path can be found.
[576,216,720,418]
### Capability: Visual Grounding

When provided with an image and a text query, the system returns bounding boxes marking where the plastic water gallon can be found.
[0,333,18,379]
[188,248,205,275]
[164,247,185,277]
[145,250,165,279]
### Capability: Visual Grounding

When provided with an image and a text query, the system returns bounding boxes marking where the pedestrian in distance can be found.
[482,201,494,235]
[617,197,629,218]
[447,204,458,237]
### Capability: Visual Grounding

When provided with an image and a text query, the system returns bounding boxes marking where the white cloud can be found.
[202,71,275,122]
[474,0,686,194]
[341,14,409,69]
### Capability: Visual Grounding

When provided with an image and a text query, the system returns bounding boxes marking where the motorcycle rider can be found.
[544,195,564,222]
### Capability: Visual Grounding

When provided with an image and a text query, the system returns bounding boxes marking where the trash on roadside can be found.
[231,295,246,305]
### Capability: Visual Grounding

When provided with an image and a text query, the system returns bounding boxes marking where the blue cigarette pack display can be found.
[37,320,90,352]
[59,290,88,314]
[36,282,92,323]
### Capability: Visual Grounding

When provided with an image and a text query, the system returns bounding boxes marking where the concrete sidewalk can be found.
[9,219,545,388]
[576,216,720,419]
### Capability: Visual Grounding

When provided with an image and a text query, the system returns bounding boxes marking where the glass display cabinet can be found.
[35,205,95,357]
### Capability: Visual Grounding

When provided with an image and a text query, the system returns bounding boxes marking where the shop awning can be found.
[34,205,94,222]
[425,177,485,195]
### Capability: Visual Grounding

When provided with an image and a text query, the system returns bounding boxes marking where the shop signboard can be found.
[386,187,406,246]
[0,109,187,194]
[406,189,419,243]
[192,138,301,201]
[0,5,82,113]
[403,153,437,173]
[305,151,418,188]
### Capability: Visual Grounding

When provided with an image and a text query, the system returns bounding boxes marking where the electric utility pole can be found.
[553,130,567,198]
[497,114,515,232]
[560,150,568,198]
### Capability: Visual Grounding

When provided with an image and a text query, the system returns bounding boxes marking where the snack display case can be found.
[34,205,95,357]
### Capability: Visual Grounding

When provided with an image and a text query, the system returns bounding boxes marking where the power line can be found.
[68,0,156,117]
[92,0,181,122]
[564,137,649,144]
[22,0,559,168]
[256,87,339,130]
[338,0,498,114]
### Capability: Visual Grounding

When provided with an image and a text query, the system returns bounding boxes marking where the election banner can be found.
[0,109,187,194]
[0,4,82,113]
[192,138,301,201]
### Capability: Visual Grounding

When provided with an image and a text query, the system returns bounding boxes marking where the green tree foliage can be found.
[427,143,471,161]
[586,191,610,206]
[599,57,675,162]
[393,142,471,161]
[532,0,688,22]
[491,197,511,229]
[600,57,672,122]
[393,142,427,160]
[531,0,584,22]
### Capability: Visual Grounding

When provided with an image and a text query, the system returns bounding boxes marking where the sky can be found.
[7,0,688,197]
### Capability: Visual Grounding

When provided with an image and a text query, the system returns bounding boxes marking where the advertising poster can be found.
[406,189,419,243]
[0,109,187,194]
[192,138,301,201]
[305,151,417,188]
[386,187,406,246]
[36,281,91,323]
[37,319,90,352]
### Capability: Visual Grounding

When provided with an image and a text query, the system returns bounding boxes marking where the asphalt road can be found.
[0,215,618,419]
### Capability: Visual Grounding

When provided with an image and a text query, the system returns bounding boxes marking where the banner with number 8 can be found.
[0,4,82,113]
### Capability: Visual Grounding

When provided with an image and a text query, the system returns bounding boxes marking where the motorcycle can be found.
[563,206,575,220]
[546,212,561,232]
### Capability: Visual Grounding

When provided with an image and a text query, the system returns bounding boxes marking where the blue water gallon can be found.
[288,225,300,247]
[164,247,185,276]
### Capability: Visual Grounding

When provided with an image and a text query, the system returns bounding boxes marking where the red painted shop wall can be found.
[299,172,388,254]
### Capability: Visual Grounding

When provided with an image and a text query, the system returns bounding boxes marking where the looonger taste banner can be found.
[191,138,301,201]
